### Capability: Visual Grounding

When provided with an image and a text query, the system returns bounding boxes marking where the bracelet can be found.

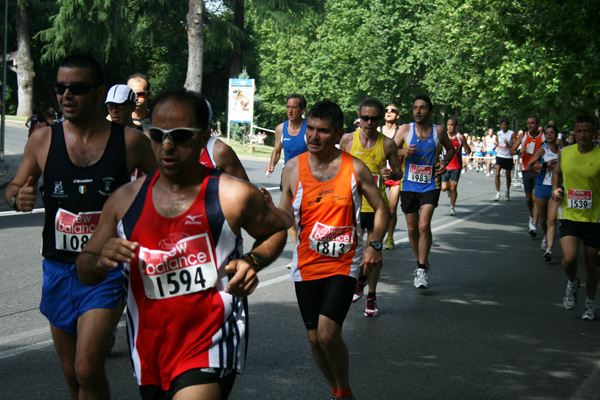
[242,252,263,272]
[10,192,20,212]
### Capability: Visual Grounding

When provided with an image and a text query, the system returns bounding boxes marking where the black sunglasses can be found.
[385,108,398,114]
[54,82,99,95]
[360,116,380,123]
[148,127,203,143]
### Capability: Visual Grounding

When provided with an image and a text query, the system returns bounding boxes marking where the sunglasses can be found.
[385,108,398,114]
[54,82,99,95]
[360,116,380,123]
[148,127,203,143]
[135,91,148,99]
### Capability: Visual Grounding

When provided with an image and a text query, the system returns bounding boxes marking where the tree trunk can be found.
[229,0,244,78]
[184,0,204,92]
[14,0,35,117]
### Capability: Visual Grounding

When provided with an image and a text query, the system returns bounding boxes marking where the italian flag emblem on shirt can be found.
[79,186,87,194]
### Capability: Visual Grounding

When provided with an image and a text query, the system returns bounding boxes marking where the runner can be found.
[396,95,455,289]
[278,99,389,399]
[552,116,600,320]
[494,118,516,201]
[512,116,545,237]
[484,128,497,176]
[339,97,401,316]
[526,125,561,261]
[5,54,157,399]
[378,103,402,249]
[76,89,289,399]
[441,118,471,216]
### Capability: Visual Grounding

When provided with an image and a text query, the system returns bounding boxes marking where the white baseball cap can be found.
[105,84,136,105]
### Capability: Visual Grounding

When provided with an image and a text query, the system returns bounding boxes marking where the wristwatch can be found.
[368,241,383,251]
[9,192,20,211]
[243,252,264,271]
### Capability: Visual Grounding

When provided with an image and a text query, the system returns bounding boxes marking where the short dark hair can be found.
[500,117,509,124]
[575,115,596,131]
[59,54,104,85]
[447,117,458,125]
[307,100,344,131]
[544,125,557,134]
[151,89,210,130]
[357,97,384,118]
[287,93,306,110]
[414,95,433,111]
[527,116,539,124]
[128,73,151,91]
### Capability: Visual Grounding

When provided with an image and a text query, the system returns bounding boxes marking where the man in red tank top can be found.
[278,100,389,400]
[76,89,289,399]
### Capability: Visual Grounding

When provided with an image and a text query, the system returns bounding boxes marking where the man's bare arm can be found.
[213,140,250,181]
[267,123,284,173]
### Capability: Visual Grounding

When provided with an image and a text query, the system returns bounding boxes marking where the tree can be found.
[184,0,204,91]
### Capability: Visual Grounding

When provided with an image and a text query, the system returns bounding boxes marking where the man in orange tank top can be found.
[278,100,389,400]
[512,116,545,237]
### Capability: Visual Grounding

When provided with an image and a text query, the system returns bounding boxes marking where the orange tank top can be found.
[290,152,364,281]
[521,131,544,171]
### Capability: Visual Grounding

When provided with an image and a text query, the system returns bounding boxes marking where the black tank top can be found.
[42,122,130,263]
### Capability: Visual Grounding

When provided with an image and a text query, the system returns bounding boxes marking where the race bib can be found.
[55,209,101,252]
[138,233,218,299]
[567,190,593,209]
[498,145,509,157]
[526,141,536,155]
[408,164,433,183]
[309,222,355,258]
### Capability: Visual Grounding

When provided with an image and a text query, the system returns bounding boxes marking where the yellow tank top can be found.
[558,145,600,223]
[349,130,389,212]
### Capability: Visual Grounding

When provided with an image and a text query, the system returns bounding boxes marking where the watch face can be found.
[370,241,382,250]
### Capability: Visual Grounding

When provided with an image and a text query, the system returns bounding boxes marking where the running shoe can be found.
[414,268,429,289]
[352,279,366,303]
[582,303,598,320]
[528,217,537,237]
[504,190,510,201]
[541,237,547,251]
[543,249,552,262]
[384,237,395,250]
[364,296,379,317]
[563,278,580,310]
[494,192,501,201]
[486,172,490,177]
[449,206,456,216]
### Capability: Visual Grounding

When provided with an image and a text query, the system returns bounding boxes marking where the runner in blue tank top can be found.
[266,94,309,249]
[396,95,455,290]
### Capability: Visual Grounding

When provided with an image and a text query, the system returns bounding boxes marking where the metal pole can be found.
[1,0,8,164]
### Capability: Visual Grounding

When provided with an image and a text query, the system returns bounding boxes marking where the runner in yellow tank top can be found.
[552,116,600,321]
[339,97,401,318]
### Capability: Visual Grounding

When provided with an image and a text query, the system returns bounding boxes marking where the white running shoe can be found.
[414,268,429,289]
[528,217,537,237]
[541,237,547,251]
[543,249,552,262]
[449,206,456,216]
[563,278,580,310]
[582,303,598,320]
[494,192,501,201]
[486,172,490,177]
[504,191,510,201]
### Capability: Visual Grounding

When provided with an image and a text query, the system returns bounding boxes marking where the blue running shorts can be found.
[534,184,552,201]
[40,259,124,334]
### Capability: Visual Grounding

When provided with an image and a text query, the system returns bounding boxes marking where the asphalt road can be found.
[0,125,599,399]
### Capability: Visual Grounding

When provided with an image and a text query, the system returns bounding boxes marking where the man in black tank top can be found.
[5,54,157,399]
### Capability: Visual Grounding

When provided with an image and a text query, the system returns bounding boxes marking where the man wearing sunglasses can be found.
[396,95,455,289]
[77,89,289,399]
[278,100,389,400]
[5,54,157,399]
[378,103,402,250]
[127,73,152,127]
[339,97,401,317]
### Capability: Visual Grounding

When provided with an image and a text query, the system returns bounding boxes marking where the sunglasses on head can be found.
[385,108,398,114]
[148,127,203,143]
[360,116,380,123]
[54,82,99,95]
[135,91,148,99]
